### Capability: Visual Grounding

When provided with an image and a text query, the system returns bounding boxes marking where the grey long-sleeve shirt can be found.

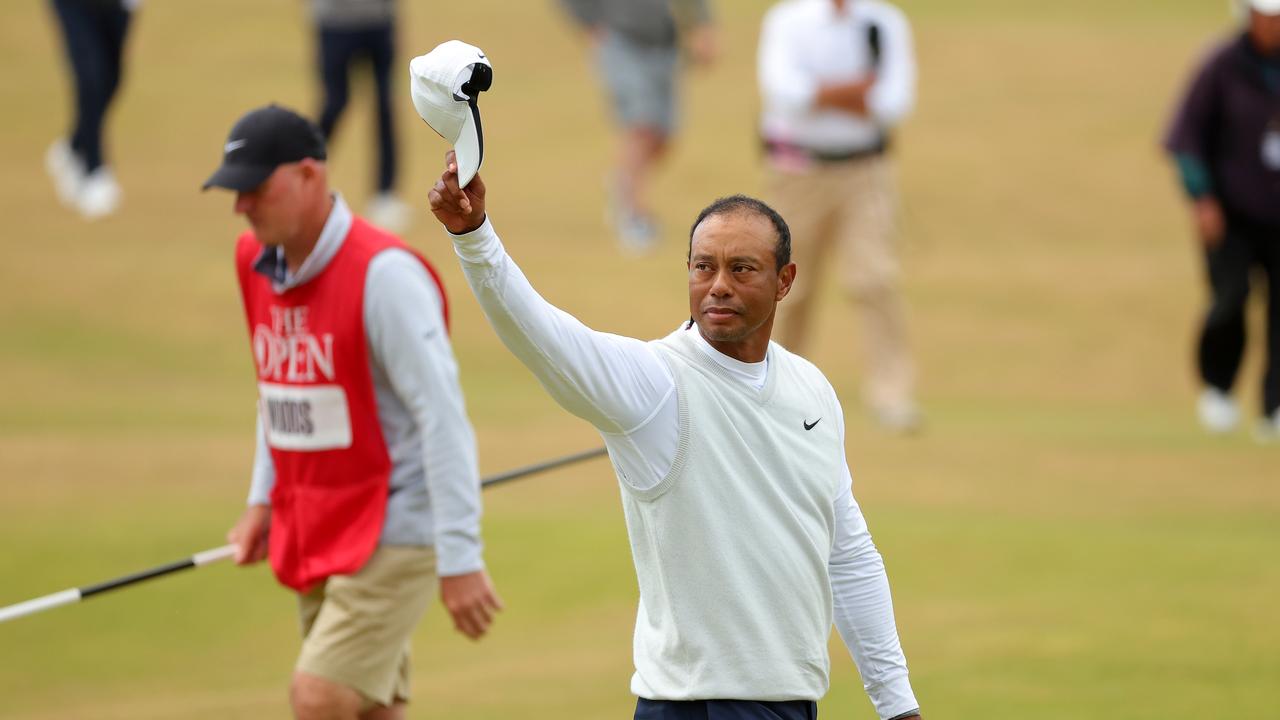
[247,194,484,577]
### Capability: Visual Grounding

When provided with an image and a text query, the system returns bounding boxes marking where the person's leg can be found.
[367,22,397,194]
[1198,222,1252,396]
[1256,224,1280,420]
[617,124,669,220]
[357,641,409,720]
[316,26,356,141]
[294,547,437,720]
[597,32,677,248]
[767,165,838,355]
[361,21,410,232]
[49,0,107,164]
[291,672,364,720]
[293,582,361,720]
[87,1,131,172]
[835,156,918,429]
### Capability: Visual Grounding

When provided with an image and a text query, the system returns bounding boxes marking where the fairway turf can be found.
[0,1,1277,718]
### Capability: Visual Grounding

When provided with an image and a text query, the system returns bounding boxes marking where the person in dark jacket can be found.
[1165,0,1280,441]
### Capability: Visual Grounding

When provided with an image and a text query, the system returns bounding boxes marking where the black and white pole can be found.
[0,446,607,624]
[479,445,607,489]
[0,545,236,624]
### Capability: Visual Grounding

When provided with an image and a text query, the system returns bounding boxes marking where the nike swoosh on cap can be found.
[224,139,247,153]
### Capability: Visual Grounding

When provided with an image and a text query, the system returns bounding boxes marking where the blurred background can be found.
[0,0,1276,718]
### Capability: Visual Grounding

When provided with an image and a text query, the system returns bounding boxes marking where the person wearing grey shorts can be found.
[562,0,717,252]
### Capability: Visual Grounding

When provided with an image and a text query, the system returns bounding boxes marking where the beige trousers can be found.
[767,154,916,414]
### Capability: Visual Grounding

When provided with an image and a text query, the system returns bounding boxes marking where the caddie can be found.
[204,103,501,720]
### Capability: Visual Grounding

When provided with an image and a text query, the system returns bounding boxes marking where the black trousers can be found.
[635,698,818,720]
[50,0,132,172]
[1199,213,1280,416]
[316,22,397,193]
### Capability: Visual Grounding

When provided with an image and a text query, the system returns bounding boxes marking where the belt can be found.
[763,137,889,163]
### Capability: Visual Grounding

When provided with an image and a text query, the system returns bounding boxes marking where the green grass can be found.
[0,0,1277,718]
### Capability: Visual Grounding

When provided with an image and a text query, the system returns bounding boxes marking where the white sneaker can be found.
[45,139,85,207]
[75,167,121,220]
[1254,411,1280,444]
[366,192,411,233]
[1197,387,1239,434]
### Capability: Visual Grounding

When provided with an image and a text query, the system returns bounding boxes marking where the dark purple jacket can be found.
[1165,34,1280,226]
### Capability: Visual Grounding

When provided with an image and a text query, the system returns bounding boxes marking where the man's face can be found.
[1252,10,1280,54]
[687,212,796,353]
[234,162,311,246]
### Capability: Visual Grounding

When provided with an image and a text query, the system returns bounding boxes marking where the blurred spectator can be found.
[757,0,920,432]
[1164,0,1280,441]
[312,0,410,232]
[561,0,717,253]
[45,0,138,220]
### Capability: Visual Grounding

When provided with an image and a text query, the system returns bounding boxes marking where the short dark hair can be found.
[687,194,792,271]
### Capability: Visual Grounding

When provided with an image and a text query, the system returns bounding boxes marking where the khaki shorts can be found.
[296,545,438,707]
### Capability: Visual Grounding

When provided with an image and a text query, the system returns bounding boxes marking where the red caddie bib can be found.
[235,217,449,592]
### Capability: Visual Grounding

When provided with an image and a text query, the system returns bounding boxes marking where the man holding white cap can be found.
[413,41,922,720]
[1164,0,1280,441]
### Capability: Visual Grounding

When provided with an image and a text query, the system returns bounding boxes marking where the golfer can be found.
[428,154,921,720]
[206,105,501,720]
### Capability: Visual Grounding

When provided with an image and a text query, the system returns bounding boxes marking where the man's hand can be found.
[686,24,718,66]
[428,150,487,235]
[815,76,877,116]
[227,504,270,565]
[1193,196,1225,249]
[440,569,503,640]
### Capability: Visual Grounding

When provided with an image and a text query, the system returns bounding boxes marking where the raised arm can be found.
[426,155,675,437]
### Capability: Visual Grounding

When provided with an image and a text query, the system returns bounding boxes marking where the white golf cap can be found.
[1251,0,1280,14]
[409,40,493,187]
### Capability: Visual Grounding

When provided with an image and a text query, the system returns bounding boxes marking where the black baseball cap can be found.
[202,104,327,192]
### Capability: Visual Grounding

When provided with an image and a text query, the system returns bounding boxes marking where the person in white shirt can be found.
[758,0,920,432]
[426,151,922,720]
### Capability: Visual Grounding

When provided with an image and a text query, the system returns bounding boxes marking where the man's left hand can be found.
[686,24,718,66]
[440,569,503,640]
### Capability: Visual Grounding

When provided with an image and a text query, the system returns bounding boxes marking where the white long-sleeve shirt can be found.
[759,0,916,153]
[247,194,484,577]
[449,217,918,719]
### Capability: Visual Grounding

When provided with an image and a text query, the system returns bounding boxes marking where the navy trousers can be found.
[635,699,818,720]
[316,22,397,193]
[50,0,132,172]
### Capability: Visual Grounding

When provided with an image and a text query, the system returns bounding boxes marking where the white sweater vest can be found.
[620,326,845,701]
